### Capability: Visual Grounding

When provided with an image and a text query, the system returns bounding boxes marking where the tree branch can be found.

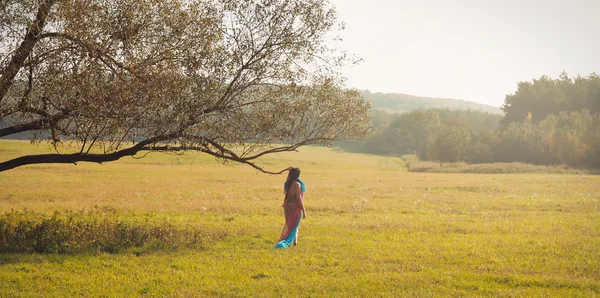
[0,0,56,104]
[142,144,294,175]
[0,113,68,138]
[38,32,145,81]
[0,132,180,172]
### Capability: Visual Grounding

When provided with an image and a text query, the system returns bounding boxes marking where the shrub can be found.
[0,210,227,254]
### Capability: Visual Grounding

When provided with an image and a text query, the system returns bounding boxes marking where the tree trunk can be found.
[0,0,56,104]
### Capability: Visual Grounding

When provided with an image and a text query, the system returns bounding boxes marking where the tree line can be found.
[342,73,600,168]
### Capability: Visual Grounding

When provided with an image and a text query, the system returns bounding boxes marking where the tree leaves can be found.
[0,0,371,172]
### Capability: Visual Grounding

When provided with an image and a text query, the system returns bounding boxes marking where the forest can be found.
[343,73,600,169]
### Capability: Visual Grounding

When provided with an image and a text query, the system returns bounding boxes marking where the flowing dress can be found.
[275,179,306,249]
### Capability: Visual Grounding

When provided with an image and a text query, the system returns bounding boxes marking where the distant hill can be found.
[360,90,504,115]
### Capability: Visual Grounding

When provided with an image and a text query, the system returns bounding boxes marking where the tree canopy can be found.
[500,73,600,129]
[0,0,371,172]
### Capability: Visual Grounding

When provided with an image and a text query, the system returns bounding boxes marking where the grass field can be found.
[402,154,599,175]
[1,139,599,297]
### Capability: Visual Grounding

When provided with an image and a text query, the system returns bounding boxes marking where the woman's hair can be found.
[285,167,301,193]
[288,167,301,181]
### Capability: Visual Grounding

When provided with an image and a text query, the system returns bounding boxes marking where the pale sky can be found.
[329,0,600,107]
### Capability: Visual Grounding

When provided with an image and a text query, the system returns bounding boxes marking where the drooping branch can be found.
[0,139,300,174]
[142,144,299,175]
[0,133,180,172]
[0,151,129,172]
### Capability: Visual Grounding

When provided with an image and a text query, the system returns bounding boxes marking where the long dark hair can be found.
[284,167,301,193]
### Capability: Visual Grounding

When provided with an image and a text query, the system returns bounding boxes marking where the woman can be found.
[275,167,306,249]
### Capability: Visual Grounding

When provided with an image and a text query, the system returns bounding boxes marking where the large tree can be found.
[0,0,370,173]
[425,118,471,166]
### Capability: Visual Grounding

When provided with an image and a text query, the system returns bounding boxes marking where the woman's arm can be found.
[294,182,306,218]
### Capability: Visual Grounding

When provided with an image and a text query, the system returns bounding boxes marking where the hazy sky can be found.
[329,0,600,107]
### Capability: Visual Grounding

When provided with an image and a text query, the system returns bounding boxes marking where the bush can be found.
[0,210,227,254]
[402,154,598,174]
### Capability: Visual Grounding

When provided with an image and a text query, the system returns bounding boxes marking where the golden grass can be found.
[1,139,599,296]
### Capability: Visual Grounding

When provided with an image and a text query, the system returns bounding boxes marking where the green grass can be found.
[1,139,599,296]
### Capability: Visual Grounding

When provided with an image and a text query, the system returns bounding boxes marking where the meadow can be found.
[0,139,599,297]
